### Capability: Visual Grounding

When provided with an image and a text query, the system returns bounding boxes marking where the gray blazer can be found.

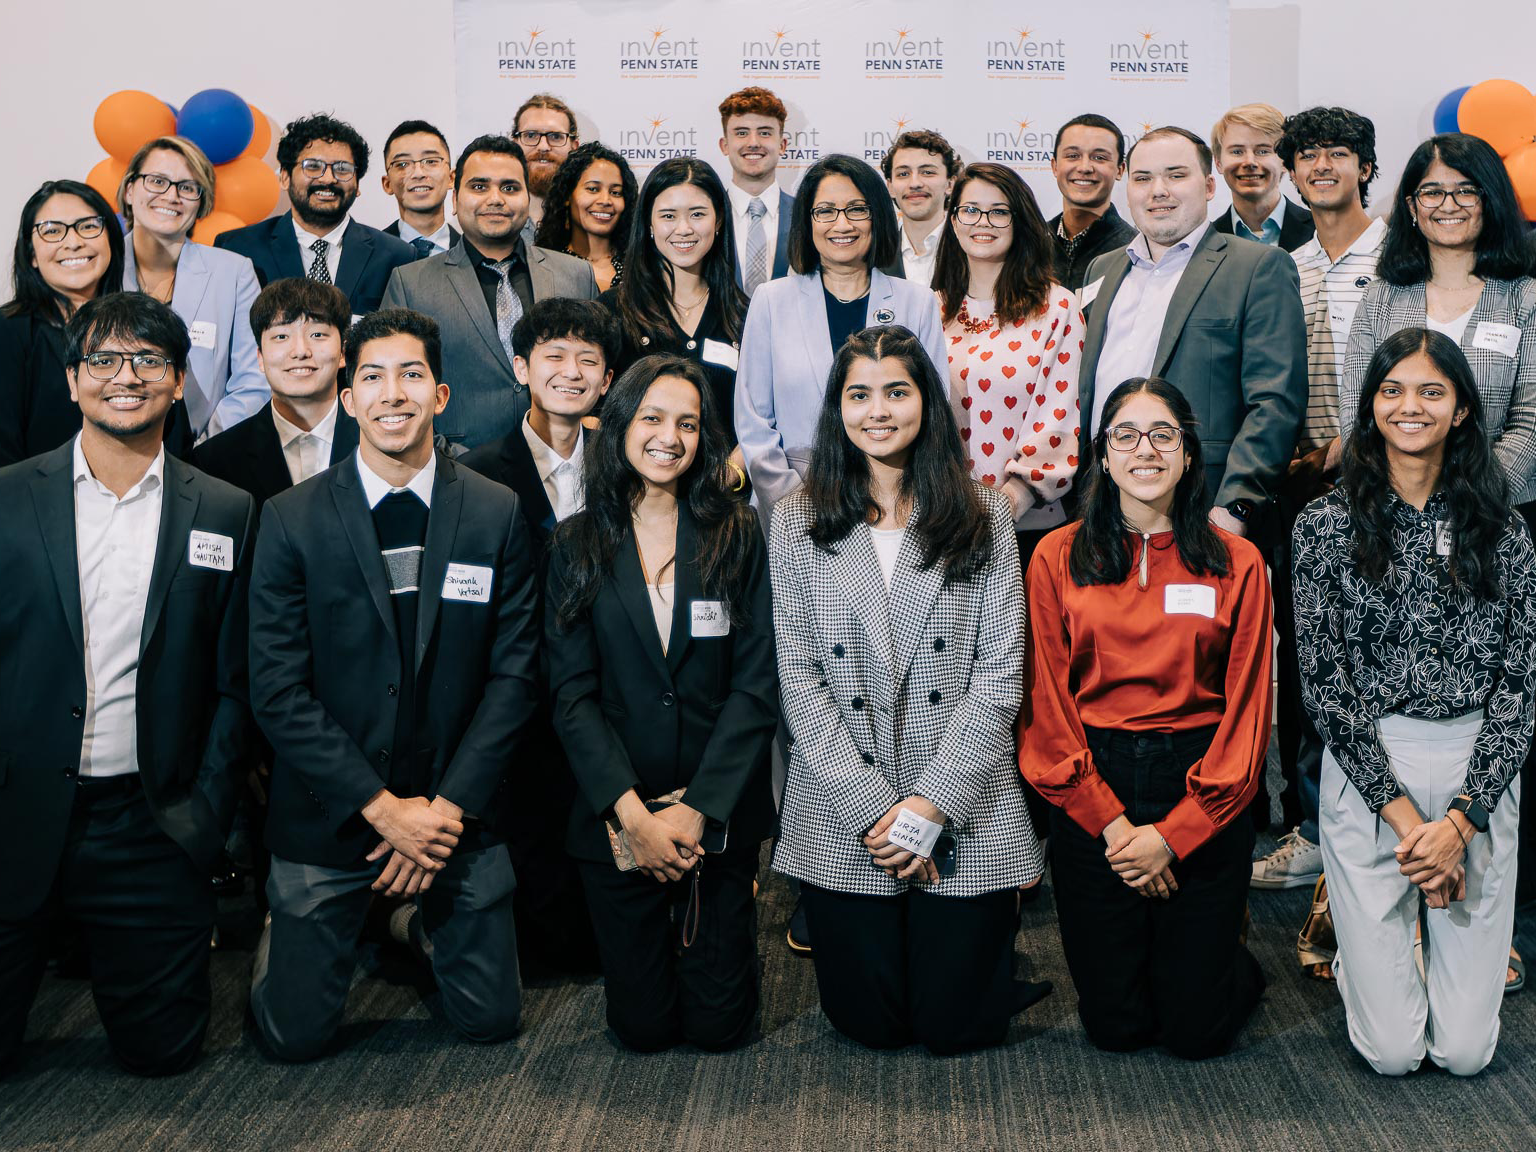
[382,240,598,448]
[1340,276,1536,502]
[768,486,1043,898]
[1078,228,1307,512]
[123,237,267,440]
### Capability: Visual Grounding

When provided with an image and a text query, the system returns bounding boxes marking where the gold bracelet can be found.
[728,462,747,492]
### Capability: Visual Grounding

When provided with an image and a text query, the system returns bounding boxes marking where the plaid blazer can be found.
[1340,276,1536,500]
[768,485,1044,898]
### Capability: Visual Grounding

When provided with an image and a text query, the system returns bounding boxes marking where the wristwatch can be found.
[1224,499,1253,523]
[1448,795,1490,834]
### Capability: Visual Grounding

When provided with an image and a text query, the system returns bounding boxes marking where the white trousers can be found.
[1320,710,1520,1077]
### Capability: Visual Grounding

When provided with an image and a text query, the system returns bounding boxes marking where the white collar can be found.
[397,218,452,248]
[1230,194,1288,237]
[520,411,583,483]
[901,223,943,258]
[1127,219,1211,267]
[292,212,350,250]
[354,447,436,509]
[271,399,339,450]
[71,433,165,497]
[728,181,779,219]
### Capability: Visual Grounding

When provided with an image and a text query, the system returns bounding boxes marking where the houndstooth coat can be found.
[768,485,1044,898]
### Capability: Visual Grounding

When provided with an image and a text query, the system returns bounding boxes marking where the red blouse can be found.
[1019,522,1273,859]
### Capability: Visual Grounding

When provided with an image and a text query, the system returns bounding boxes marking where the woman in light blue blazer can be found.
[735,154,947,518]
[120,136,267,440]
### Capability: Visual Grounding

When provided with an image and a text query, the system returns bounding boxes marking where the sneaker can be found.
[1250,828,1322,890]
[388,903,418,945]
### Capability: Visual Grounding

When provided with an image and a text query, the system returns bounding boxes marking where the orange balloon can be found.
[1506,145,1536,222]
[86,156,129,209]
[1457,79,1536,158]
[213,156,280,223]
[191,210,248,245]
[94,90,177,163]
[241,104,273,161]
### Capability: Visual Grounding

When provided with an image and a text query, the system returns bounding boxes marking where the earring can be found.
[1101,457,1109,472]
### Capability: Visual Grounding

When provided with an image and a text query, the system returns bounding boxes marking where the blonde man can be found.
[1210,103,1315,252]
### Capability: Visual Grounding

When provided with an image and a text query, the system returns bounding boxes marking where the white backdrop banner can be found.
[454,0,1230,214]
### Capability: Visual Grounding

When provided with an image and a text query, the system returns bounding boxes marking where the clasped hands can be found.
[614,789,708,884]
[361,790,465,898]
[1102,815,1178,900]
[864,796,945,886]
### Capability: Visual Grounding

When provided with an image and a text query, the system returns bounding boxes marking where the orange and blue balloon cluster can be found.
[1434,79,1536,220]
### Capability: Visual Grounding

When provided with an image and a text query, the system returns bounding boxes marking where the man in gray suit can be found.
[1077,126,1306,541]
[383,135,597,450]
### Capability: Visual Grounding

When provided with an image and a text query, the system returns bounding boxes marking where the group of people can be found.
[2,83,1533,1083]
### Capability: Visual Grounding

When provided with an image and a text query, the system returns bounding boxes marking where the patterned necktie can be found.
[307,238,332,284]
[744,197,768,297]
[410,236,436,261]
[487,258,523,363]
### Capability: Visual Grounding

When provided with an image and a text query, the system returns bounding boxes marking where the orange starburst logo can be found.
[1016,27,1034,42]
[772,26,789,42]
[648,115,667,132]
[1139,29,1156,43]
[528,26,544,40]
[895,26,913,40]
[893,116,911,133]
[649,25,666,43]
[1016,118,1033,132]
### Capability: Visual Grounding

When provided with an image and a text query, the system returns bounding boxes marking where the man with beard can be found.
[383,135,596,450]
[881,129,959,287]
[512,94,579,233]
[217,114,415,315]
[1048,113,1136,292]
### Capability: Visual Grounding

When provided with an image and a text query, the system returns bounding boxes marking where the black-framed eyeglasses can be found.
[79,351,172,382]
[515,130,571,148]
[387,156,448,174]
[1413,185,1482,209]
[810,203,872,223]
[134,172,204,200]
[34,216,106,243]
[297,158,358,180]
[1106,424,1183,452]
[953,205,1013,227]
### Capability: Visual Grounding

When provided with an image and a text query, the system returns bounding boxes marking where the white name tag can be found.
[188,320,217,349]
[1435,520,1453,557]
[690,600,730,637]
[1328,300,1360,338]
[1471,321,1521,358]
[442,563,493,603]
[886,806,943,858]
[701,339,739,372]
[1164,583,1216,618]
[188,529,234,571]
[1079,277,1104,308]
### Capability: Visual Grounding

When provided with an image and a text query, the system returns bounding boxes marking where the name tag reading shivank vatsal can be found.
[442,563,493,603]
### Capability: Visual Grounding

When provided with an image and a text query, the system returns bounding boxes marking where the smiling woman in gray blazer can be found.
[770,324,1047,1055]
[735,155,947,521]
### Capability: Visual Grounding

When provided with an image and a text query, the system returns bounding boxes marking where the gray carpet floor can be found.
[5,832,1534,1152]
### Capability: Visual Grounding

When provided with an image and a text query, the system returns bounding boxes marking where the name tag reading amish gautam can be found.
[1164,583,1216,619]
[442,563,493,603]
[691,600,730,637]
[1471,321,1522,358]
[188,530,234,571]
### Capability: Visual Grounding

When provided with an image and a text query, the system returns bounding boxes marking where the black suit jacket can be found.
[192,401,360,511]
[0,444,255,916]
[1212,198,1316,253]
[214,215,416,315]
[544,505,778,862]
[249,452,540,868]
[383,220,463,252]
[459,428,557,565]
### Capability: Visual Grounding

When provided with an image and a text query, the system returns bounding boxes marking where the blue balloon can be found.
[163,102,180,120]
[1434,86,1470,135]
[176,89,254,165]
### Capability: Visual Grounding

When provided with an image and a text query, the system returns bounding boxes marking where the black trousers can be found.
[579,853,760,1052]
[0,776,214,1076]
[800,882,1019,1056]
[1052,727,1265,1060]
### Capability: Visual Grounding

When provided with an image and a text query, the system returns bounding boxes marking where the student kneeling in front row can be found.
[248,308,540,1060]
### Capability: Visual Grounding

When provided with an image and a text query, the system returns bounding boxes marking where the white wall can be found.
[6,0,1535,289]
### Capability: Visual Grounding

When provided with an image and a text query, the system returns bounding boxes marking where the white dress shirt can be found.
[1092,221,1211,431]
[520,413,585,521]
[355,448,437,510]
[73,436,166,778]
[292,214,349,284]
[271,400,340,486]
[728,181,781,281]
[397,218,454,255]
[898,225,942,287]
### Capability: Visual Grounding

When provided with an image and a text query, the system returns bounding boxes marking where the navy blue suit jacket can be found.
[214,215,415,315]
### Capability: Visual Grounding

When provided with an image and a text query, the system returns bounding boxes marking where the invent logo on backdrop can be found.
[1107,30,1192,81]
[496,26,578,78]
[984,119,1057,171]
[617,26,702,77]
[741,27,824,77]
[863,28,945,77]
[862,117,915,164]
[985,28,1069,79]
[616,115,700,165]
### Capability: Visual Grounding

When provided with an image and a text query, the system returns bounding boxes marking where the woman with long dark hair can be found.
[771,324,1047,1054]
[932,162,1082,567]
[544,354,777,1051]
[535,142,639,292]
[1296,327,1534,1075]
[1022,376,1271,1060]
[602,157,748,456]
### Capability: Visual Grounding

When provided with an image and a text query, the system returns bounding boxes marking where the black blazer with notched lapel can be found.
[544,505,778,862]
[460,428,557,566]
[1211,198,1316,253]
[214,215,416,315]
[192,400,360,511]
[0,443,255,917]
[249,452,540,869]
[383,220,463,250]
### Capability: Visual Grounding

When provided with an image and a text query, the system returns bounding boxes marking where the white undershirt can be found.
[271,400,339,486]
[1426,304,1476,347]
[869,526,904,588]
[648,581,675,654]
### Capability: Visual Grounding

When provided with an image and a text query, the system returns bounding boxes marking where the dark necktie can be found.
[410,237,436,261]
[307,238,332,284]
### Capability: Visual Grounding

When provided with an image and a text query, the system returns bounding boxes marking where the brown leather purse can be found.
[1296,873,1336,980]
